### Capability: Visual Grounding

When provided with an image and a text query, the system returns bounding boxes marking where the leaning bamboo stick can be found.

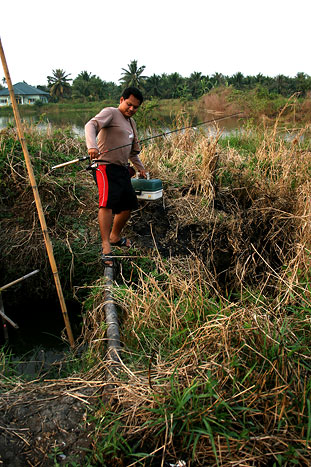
[0,37,74,348]
[0,294,19,329]
[0,269,39,292]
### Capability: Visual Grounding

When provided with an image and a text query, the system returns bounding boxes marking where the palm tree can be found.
[211,72,226,87]
[78,71,92,82]
[119,60,147,88]
[166,72,185,98]
[188,72,203,98]
[72,71,94,99]
[47,69,72,100]
[145,74,162,98]
[294,72,311,97]
[230,72,244,90]
[199,77,213,95]
[273,74,289,96]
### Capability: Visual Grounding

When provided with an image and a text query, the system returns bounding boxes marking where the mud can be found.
[0,385,95,466]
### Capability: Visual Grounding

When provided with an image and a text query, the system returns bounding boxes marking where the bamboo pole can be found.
[0,269,39,292]
[1,295,10,342]
[0,37,74,348]
[0,294,19,329]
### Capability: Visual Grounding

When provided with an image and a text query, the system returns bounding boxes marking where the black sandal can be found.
[101,252,114,267]
[111,237,132,248]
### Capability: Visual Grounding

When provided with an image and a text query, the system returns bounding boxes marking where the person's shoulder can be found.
[92,107,117,121]
[97,106,116,115]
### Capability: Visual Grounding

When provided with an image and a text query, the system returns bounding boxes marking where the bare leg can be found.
[98,209,131,266]
[98,207,113,255]
[110,210,131,246]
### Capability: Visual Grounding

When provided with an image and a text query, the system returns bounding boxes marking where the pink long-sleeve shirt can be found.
[85,107,145,171]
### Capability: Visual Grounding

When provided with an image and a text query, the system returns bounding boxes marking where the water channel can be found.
[0,108,244,138]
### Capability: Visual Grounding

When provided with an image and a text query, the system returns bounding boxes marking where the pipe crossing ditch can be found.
[103,265,121,363]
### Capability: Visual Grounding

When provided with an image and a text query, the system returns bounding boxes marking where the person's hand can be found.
[139,169,147,178]
[88,148,100,160]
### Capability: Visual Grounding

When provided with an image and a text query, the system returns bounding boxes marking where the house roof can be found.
[0,82,49,96]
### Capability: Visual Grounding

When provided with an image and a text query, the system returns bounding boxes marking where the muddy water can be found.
[0,109,243,137]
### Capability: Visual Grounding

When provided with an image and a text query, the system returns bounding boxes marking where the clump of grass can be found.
[140,114,220,201]
[79,255,311,465]
[138,113,311,293]
[199,87,241,115]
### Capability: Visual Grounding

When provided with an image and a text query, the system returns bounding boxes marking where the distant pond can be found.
[0,108,244,138]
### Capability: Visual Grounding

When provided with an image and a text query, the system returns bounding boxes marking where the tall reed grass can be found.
[80,117,311,465]
[1,114,311,465]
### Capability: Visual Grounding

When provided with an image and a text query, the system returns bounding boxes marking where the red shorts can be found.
[93,164,138,214]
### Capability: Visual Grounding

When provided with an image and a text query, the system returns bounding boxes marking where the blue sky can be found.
[1,0,310,87]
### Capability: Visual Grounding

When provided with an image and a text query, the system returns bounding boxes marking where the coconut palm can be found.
[272,74,291,96]
[119,60,147,88]
[165,73,185,98]
[145,74,162,98]
[72,71,97,99]
[230,72,244,90]
[211,72,226,87]
[294,72,311,97]
[199,77,213,95]
[188,72,203,98]
[47,69,72,100]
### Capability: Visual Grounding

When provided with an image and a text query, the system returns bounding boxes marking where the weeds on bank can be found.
[81,114,311,465]
[2,111,311,464]
[81,255,311,465]
[0,343,91,385]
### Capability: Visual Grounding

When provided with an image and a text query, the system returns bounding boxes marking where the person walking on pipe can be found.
[85,86,147,267]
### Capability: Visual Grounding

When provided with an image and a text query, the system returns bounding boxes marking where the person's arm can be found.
[129,118,147,177]
[129,154,147,178]
[85,119,99,159]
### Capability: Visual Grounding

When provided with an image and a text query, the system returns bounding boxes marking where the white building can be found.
[0,82,49,106]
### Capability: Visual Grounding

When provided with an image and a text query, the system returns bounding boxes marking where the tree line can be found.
[3,60,311,102]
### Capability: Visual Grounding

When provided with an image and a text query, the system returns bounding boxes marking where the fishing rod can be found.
[52,155,89,170]
[51,111,243,170]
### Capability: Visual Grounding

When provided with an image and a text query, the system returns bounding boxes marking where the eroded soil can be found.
[0,384,96,466]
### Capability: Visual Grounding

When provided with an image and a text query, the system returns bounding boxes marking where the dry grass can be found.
[82,116,311,465]
[140,117,220,201]
[74,254,311,465]
[1,115,311,465]
[199,88,240,115]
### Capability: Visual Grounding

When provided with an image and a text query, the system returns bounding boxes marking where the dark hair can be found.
[121,87,144,104]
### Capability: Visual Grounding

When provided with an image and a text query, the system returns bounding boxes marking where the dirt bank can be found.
[0,380,96,466]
